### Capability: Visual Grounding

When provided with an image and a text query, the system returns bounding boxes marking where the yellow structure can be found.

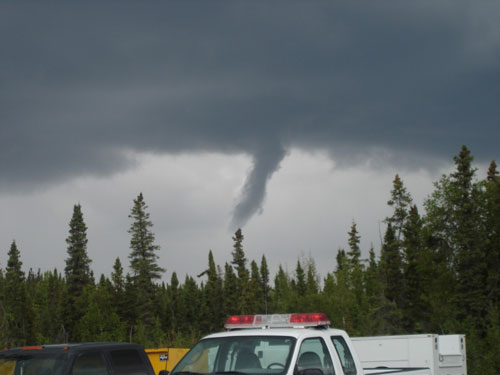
[146,348,190,374]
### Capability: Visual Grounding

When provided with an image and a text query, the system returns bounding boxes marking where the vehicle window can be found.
[297,337,335,375]
[71,352,109,375]
[0,359,15,375]
[0,354,67,375]
[109,349,148,374]
[331,336,356,375]
[172,336,296,375]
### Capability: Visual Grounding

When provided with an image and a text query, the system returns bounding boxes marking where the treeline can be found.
[0,146,499,375]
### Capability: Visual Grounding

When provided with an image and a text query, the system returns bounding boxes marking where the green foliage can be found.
[231,228,247,281]
[128,193,165,334]
[386,174,413,240]
[64,204,92,340]
[4,241,28,346]
[260,256,270,313]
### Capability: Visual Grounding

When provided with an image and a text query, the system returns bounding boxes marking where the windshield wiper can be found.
[213,371,249,375]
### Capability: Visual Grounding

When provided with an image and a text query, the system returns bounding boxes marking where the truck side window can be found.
[109,349,148,374]
[296,338,335,375]
[71,352,109,375]
[330,336,356,375]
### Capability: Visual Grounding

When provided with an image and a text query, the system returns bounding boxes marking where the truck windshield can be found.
[0,353,67,375]
[172,336,296,375]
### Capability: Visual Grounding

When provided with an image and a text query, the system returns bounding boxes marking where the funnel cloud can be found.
[231,144,287,229]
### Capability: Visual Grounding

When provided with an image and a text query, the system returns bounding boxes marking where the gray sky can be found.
[1,2,499,282]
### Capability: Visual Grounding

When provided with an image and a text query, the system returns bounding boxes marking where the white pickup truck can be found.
[168,313,430,375]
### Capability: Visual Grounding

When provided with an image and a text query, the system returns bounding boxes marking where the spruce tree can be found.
[336,249,346,271]
[347,222,361,264]
[230,228,251,312]
[379,224,403,333]
[231,228,248,281]
[346,222,366,333]
[223,262,239,315]
[64,204,92,340]
[295,260,306,297]
[249,260,264,313]
[401,205,425,331]
[181,276,201,336]
[451,146,487,327]
[260,255,270,314]
[200,251,224,331]
[386,174,413,240]
[166,272,181,336]
[37,269,65,343]
[4,241,28,346]
[128,193,165,329]
[484,161,500,307]
[272,266,292,313]
[111,257,126,321]
[364,246,384,334]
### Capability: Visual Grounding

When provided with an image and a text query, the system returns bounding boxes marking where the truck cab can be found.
[0,342,155,375]
[170,313,429,375]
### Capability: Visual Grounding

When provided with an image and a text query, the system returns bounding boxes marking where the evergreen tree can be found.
[200,251,224,331]
[76,276,126,342]
[64,204,92,340]
[260,255,270,314]
[364,246,384,334]
[230,229,251,312]
[179,275,201,339]
[336,249,346,271]
[128,193,165,330]
[166,272,181,338]
[23,269,37,344]
[347,222,361,263]
[386,174,413,240]
[249,260,264,313]
[305,259,319,296]
[111,257,125,294]
[379,224,403,333]
[231,229,247,279]
[4,241,28,346]
[380,224,403,305]
[401,205,426,331]
[272,266,292,313]
[332,250,355,332]
[223,263,238,315]
[110,257,126,320]
[36,269,66,343]
[294,260,307,297]
[484,161,500,308]
[450,146,487,328]
[346,222,366,334]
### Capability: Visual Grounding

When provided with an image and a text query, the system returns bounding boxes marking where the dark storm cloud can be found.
[1,1,500,226]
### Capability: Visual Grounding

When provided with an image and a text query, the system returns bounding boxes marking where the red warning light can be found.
[225,315,255,326]
[290,313,330,325]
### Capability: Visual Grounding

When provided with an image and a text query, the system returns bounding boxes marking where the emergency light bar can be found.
[224,313,330,329]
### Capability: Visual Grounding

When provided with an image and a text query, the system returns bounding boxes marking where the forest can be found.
[0,146,499,375]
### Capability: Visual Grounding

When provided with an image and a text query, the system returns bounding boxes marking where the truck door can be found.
[71,351,109,375]
[296,338,335,375]
[330,336,357,375]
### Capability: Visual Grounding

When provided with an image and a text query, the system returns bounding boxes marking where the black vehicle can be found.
[0,342,156,375]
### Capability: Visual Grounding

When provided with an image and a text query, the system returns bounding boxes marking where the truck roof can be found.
[203,327,351,340]
[1,342,143,356]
